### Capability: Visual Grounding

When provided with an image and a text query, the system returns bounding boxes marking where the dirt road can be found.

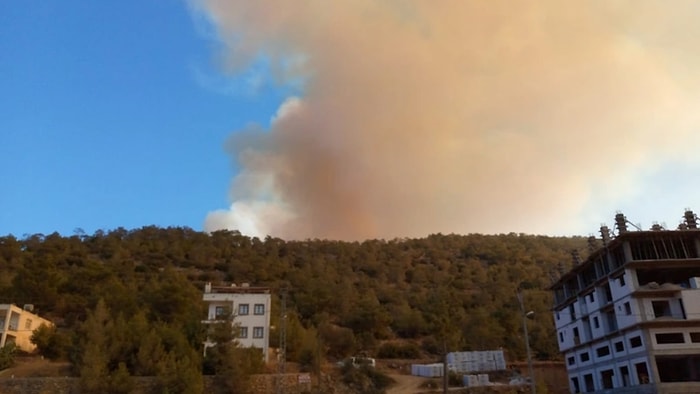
[386,374,431,394]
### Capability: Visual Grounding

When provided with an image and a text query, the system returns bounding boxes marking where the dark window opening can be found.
[605,310,618,333]
[582,266,597,287]
[618,274,626,286]
[630,336,642,348]
[690,332,700,343]
[567,356,575,366]
[656,332,685,344]
[580,352,590,362]
[614,341,624,352]
[656,355,700,382]
[637,266,700,287]
[635,362,649,384]
[612,247,626,269]
[584,373,594,392]
[630,236,698,261]
[624,302,631,315]
[652,301,671,318]
[603,283,613,303]
[596,346,610,357]
[571,377,580,393]
[593,316,599,329]
[620,366,630,387]
[601,369,614,389]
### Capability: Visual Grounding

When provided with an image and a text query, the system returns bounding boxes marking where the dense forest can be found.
[0,227,588,392]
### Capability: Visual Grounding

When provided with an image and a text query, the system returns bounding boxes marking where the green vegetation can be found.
[0,227,587,391]
[341,363,394,394]
[0,343,16,371]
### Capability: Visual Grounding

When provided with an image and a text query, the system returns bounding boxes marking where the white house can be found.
[202,282,271,362]
[0,304,53,352]
[551,210,700,394]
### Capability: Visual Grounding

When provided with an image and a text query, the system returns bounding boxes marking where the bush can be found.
[0,343,16,370]
[376,342,420,359]
[31,324,68,360]
[421,336,440,355]
[341,363,395,394]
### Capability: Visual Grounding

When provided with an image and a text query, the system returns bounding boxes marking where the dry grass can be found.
[0,356,72,378]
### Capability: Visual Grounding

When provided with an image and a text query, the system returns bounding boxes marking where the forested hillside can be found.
[0,227,587,391]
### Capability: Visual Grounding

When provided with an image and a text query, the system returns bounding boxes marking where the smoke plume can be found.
[198,1,700,240]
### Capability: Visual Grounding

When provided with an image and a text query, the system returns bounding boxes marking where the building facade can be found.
[551,211,700,394]
[0,304,53,352]
[202,282,271,362]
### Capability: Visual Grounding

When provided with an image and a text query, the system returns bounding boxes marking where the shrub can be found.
[31,324,68,360]
[0,343,16,370]
[376,342,420,359]
[341,363,395,394]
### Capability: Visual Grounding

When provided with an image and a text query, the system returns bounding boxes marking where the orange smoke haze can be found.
[198,1,700,240]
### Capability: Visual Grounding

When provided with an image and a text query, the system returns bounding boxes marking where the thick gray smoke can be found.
[197,1,700,240]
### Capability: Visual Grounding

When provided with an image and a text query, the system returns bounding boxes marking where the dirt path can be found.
[0,357,71,378]
[386,374,430,394]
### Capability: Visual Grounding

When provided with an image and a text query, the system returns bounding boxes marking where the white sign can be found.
[298,373,311,384]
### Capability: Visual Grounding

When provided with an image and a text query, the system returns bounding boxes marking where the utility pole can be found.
[276,288,287,394]
[442,340,448,394]
[517,289,536,394]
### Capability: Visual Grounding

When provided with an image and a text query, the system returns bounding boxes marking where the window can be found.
[620,366,630,387]
[567,356,575,366]
[593,316,600,329]
[624,302,631,315]
[559,331,564,343]
[569,304,576,320]
[596,346,610,357]
[630,336,642,348]
[635,362,649,384]
[254,304,265,315]
[238,304,249,315]
[601,369,614,389]
[603,283,613,303]
[652,300,671,318]
[215,306,226,318]
[580,352,590,362]
[656,355,700,382]
[253,327,264,338]
[618,275,626,286]
[238,326,248,338]
[588,292,595,303]
[690,332,700,343]
[556,312,560,321]
[571,377,580,393]
[614,341,624,352]
[584,373,594,392]
[25,319,32,330]
[605,310,618,333]
[655,332,685,344]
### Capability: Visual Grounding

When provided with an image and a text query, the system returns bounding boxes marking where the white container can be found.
[478,374,490,385]
[463,374,479,387]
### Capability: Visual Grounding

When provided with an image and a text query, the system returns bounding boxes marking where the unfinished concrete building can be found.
[551,210,700,394]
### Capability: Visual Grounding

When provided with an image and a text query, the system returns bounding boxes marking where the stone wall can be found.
[0,373,342,394]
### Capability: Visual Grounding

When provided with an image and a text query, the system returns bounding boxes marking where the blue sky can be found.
[3,2,700,240]
[0,1,287,237]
